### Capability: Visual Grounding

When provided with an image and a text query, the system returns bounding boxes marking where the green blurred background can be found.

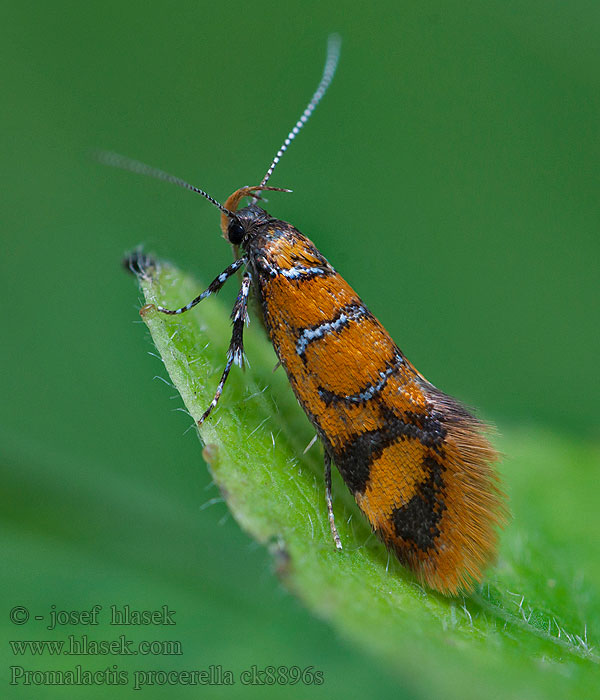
[2,1,599,698]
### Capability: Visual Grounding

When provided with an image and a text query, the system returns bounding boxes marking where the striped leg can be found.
[198,273,252,425]
[157,257,247,315]
[324,451,343,550]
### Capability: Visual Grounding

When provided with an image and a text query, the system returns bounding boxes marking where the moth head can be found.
[221,186,291,245]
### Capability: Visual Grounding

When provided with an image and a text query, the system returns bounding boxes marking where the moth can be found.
[106,35,505,595]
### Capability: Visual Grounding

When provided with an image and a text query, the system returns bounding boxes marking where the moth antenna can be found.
[258,33,341,191]
[96,150,235,217]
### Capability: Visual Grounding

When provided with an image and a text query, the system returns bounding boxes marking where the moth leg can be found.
[198,272,252,426]
[324,451,343,551]
[157,256,247,315]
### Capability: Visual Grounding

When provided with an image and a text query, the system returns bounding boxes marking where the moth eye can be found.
[228,219,245,245]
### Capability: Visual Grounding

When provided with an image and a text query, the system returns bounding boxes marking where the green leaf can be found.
[135,258,599,700]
